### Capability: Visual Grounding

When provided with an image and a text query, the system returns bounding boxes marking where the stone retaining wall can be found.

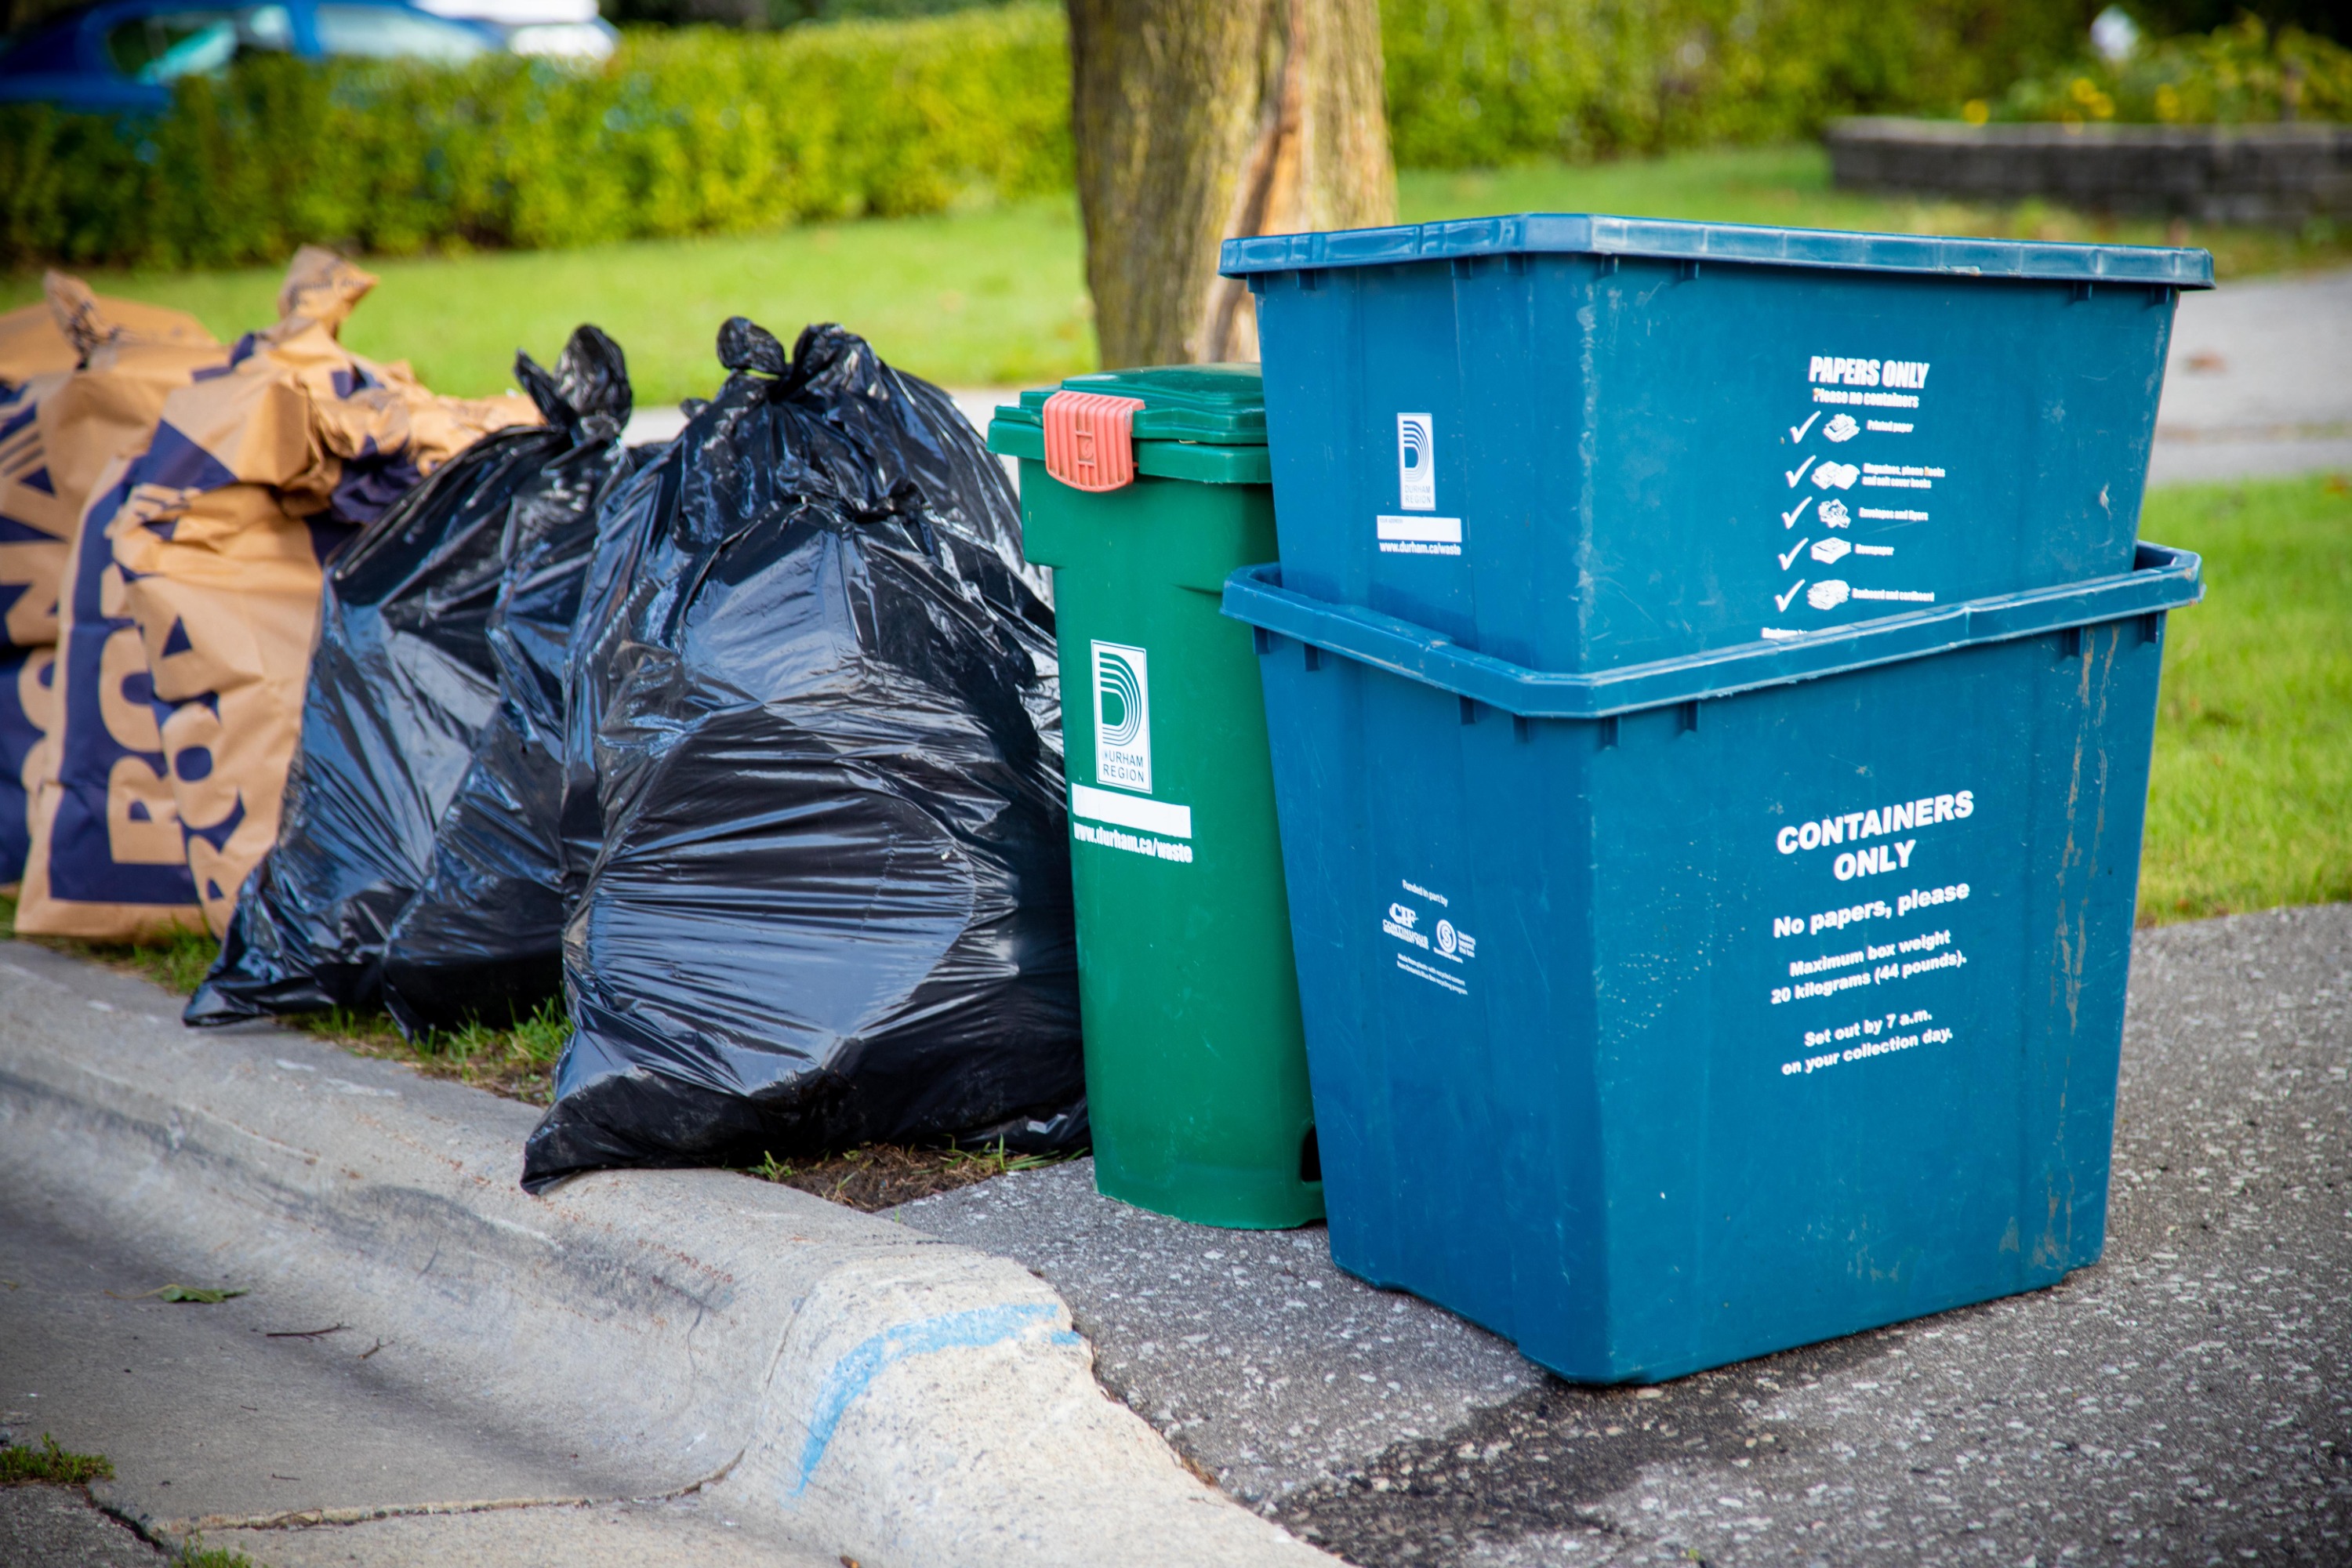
[1825,116,2352,226]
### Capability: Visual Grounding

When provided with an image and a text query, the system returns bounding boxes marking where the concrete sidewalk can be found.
[0,1182,824,1568]
[901,904,2352,1565]
[2150,266,2352,485]
[0,943,1321,1568]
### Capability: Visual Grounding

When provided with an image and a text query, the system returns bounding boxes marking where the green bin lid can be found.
[993,363,1266,445]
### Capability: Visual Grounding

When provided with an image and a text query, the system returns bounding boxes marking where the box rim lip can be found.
[1218,213,2216,289]
[1221,543,2202,718]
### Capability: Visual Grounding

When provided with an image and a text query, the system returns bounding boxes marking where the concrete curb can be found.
[0,942,1328,1566]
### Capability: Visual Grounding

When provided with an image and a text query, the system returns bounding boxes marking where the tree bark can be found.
[1067,0,1395,369]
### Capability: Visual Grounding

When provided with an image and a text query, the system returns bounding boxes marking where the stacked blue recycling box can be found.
[1217,215,2211,1383]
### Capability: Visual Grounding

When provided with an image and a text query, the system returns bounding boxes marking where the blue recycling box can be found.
[1221,545,2201,1383]
[1219,216,2212,673]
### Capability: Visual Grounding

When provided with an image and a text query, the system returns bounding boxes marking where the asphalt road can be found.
[902,903,2352,1566]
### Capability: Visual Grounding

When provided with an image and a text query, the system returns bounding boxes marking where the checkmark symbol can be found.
[1781,496,1813,528]
[1779,539,1809,571]
[1775,580,1806,613]
[1785,455,1817,488]
[1788,412,1821,443]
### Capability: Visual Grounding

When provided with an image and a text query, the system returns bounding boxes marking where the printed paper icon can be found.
[1812,461,1860,490]
[1820,498,1852,528]
[1824,413,1860,443]
[1810,536,1853,564]
[1807,579,1852,611]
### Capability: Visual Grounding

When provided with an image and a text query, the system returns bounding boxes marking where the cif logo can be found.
[1091,640,1152,793]
[1396,412,1436,511]
[1387,902,1418,930]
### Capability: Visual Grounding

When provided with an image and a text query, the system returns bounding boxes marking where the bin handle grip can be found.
[1042,391,1146,492]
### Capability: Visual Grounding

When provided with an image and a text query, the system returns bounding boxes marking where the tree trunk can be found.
[1067,0,1395,369]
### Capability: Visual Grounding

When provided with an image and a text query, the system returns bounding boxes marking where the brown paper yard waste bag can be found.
[1,280,214,898]
[0,645,53,891]
[0,296,68,890]
[0,300,80,384]
[102,247,535,935]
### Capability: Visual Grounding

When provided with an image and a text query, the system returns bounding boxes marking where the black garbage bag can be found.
[379,371,656,1036]
[185,327,633,1025]
[519,319,1081,1192]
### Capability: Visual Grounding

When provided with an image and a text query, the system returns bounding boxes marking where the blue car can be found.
[0,0,507,112]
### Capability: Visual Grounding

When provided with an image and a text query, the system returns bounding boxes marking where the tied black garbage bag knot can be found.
[185,327,634,1025]
[519,320,1080,1192]
[716,315,789,377]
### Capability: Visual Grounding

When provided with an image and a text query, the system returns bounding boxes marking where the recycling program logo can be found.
[1092,641,1152,793]
[1396,413,1436,511]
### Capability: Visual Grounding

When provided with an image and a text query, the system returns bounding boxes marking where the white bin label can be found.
[1767,783,1984,1080]
[1091,640,1152,793]
[1381,878,1475,996]
[1376,515,1463,557]
[1070,784,1194,864]
[1396,413,1436,511]
[1764,354,1946,637]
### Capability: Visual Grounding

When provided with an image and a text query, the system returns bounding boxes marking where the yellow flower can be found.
[1962,98,1990,125]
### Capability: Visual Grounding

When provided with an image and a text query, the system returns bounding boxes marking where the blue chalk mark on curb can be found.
[784,1302,1081,1500]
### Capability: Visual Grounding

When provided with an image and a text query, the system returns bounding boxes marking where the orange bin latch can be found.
[1042,390,1147,492]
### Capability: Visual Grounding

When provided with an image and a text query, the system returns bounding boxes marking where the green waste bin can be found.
[989,365,1322,1229]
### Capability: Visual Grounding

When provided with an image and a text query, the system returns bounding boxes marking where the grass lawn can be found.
[2138,473,2352,923]
[5,146,2347,408]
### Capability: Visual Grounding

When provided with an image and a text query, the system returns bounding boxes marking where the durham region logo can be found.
[1396,412,1436,511]
[1092,641,1152,793]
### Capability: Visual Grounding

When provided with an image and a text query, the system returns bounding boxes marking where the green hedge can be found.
[0,4,1072,268]
[3,0,2092,270]
[1381,0,2096,166]
[1992,17,2352,124]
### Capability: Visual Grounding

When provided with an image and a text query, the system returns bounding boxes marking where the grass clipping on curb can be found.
[297,1000,572,1106]
[0,1434,114,1486]
[742,1142,1068,1210]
